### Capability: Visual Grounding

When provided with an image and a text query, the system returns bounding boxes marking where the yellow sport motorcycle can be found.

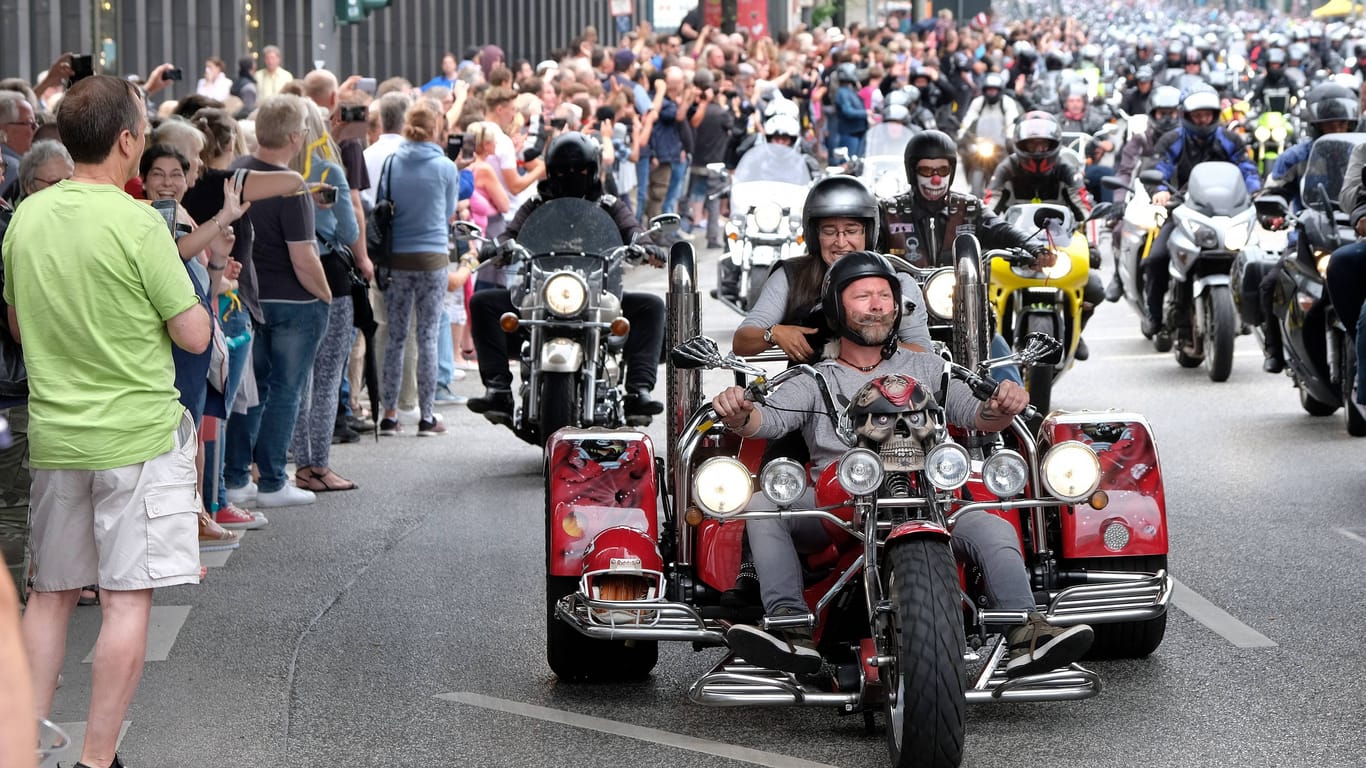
[988,203,1106,416]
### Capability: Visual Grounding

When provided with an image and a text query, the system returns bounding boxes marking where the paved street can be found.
[38,236,1366,768]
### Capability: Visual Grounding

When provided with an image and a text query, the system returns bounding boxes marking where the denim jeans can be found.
[661,160,689,215]
[635,156,651,216]
[224,299,328,493]
[207,308,254,509]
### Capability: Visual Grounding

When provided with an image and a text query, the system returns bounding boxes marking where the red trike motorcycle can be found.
[542,239,1172,768]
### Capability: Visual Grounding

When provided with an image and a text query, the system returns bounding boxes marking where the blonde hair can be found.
[468,120,504,156]
[401,99,442,143]
[290,99,342,176]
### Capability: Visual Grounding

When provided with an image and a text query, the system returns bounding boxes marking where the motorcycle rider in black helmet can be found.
[985,111,1104,359]
[1258,84,1358,373]
[1252,49,1295,113]
[1144,88,1261,338]
[712,250,1093,678]
[1119,66,1157,117]
[467,132,667,424]
[1105,85,1183,302]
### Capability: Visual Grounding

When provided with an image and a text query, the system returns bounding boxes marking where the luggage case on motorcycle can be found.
[1231,246,1279,327]
[545,428,659,577]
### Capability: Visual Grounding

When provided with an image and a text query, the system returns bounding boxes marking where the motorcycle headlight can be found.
[837,448,884,496]
[924,443,971,491]
[923,269,956,320]
[1223,221,1251,251]
[982,449,1029,498]
[1041,440,1102,503]
[1189,222,1220,250]
[692,456,753,517]
[1254,125,1271,142]
[1041,253,1071,280]
[873,173,903,198]
[759,458,808,507]
[753,202,785,234]
[542,272,588,318]
[1271,125,1288,143]
[975,139,995,158]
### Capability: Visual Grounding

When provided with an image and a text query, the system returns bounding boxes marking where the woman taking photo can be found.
[378,99,460,436]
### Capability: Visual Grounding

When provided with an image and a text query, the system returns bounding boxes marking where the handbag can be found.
[365,154,396,264]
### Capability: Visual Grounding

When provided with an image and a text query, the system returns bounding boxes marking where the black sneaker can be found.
[1262,353,1285,374]
[719,562,761,610]
[1005,613,1094,679]
[726,613,822,675]
[1140,313,1162,339]
[467,389,514,416]
[418,417,447,436]
[332,424,361,444]
[378,418,402,436]
[1073,337,1090,361]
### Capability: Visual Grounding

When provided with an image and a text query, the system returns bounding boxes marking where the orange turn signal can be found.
[610,317,631,336]
[1088,490,1109,510]
[728,232,738,240]
[499,312,520,332]
[684,506,704,527]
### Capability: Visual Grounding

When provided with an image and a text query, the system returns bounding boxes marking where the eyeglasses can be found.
[5,120,37,131]
[915,165,952,177]
[818,224,865,240]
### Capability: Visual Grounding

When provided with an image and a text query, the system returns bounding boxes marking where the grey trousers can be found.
[747,492,1036,616]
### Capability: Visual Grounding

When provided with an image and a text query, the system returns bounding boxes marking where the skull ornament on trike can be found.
[542,240,1173,768]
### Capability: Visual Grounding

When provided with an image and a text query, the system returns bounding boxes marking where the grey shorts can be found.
[28,410,201,592]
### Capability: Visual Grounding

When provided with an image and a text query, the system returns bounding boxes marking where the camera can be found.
[339,104,367,122]
[318,186,338,205]
[459,132,476,161]
[356,77,377,94]
[550,117,568,131]
[164,67,183,81]
[445,134,464,161]
[71,54,94,83]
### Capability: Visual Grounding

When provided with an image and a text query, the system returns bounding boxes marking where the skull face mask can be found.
[849,375,938,471]
[917,172,949,201]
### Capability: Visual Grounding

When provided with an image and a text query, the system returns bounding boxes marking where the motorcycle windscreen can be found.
[1301,133,1366,207]
[864,122,917,158]
[974,112,1006,144]
[1185,162,1250,217]
[516,197,624,255]
[733,143,814,186]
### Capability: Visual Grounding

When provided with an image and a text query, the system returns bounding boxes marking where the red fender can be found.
[545,429,658,577]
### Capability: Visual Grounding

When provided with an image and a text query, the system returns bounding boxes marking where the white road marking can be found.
[1099,349,1263,362]
[436,692,839,768]
[1170,578,1278,648]
[199,549,234,568]
[82,605,192,663]
[40,720,129,768]
[1334,527,1366,548]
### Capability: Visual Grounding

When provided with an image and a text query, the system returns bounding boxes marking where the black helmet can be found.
[1044,51,1066,71]
[820,250,902,350]
[543,132,602,199]
[903,129,958,198]
[802,176,880,261]
[1148,85,1183,135]
[1307,82,1358,137]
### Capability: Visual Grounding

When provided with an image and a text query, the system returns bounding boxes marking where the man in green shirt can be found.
[2,75,210,768]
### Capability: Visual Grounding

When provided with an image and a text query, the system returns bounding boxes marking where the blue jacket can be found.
[387,140,459,254]
[1153,127,1260,195]
[308,158,358,251]
[832,86,869,138]
[1266,139,1312,209]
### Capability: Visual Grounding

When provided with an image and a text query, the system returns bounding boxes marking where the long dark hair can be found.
[781,253,828,325]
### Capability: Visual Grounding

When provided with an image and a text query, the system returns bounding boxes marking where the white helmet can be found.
[763,113,800,140]
[764,97,801,120]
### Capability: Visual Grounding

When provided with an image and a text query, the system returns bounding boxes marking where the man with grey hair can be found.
[254,44,294,99]
[9,74,210,768]
[362,92,410,208]
[225,94,332,509]
[0,91,36,199]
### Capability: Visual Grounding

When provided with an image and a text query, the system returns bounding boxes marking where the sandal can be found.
[78,585,100,606]
[295,467,358,492]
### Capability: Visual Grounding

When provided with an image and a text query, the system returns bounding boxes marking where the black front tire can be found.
[883,539,965,768]
[545,575,658,682]
[538,372,576,444]
[1021,314,1056,416]
[1068,555,1169,658]
[1203,286,1236,382]
[1299,385,1339,417]
[1343,335,1366,437]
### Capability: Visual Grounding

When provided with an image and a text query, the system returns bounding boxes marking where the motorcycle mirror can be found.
[649,213,682,236]
[670,336,723,369]
[1019,332,1064,366]
[453,221,484,240]
[1138,169,1166,185]
[1033,208,1066,228]
[1100,175,1128,191]
[1254,194,1291,225]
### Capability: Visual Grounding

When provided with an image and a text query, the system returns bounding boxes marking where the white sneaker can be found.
[397,406,422,424]
[255,484,317,508]
[226,481,258,506]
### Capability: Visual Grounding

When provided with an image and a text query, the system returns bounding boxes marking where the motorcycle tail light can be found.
[499,312,521,332]
[610,317,631,336]
[1102,520,1131,552]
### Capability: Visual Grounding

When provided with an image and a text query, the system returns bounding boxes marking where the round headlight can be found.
[836,448,884,496]
[873,173,903,199]
[1253,125,1271,142]
[1040,254,1071,280]
[542,272,588,317]
[974,139,994,157]
[1041,440,1102,502]
[753,202,785,233]
[1270,125,1288,143]
[923,269,956,320]
[981,449,1029,498]
[692,457,753,517]
[924,443,971,490]
[1223,221,1251,251]
[760,458,808,506]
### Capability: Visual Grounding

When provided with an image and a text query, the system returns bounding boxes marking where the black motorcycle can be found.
[1234,132,1366,436]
